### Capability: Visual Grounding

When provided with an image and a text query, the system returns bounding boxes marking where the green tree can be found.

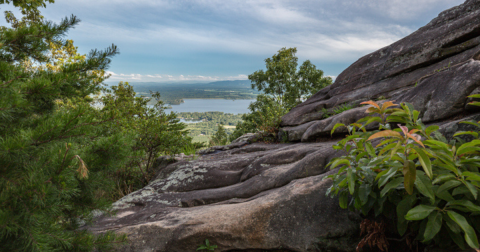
[248,47,332,111]
[210,124,228,146]
[231,47,332,141]
[99,82,190,197]
[0,1,190,251]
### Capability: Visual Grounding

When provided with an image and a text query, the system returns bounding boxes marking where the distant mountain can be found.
[115,80,259,105]
[120,80,252,89]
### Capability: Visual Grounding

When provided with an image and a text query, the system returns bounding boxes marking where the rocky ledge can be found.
[88,1,480,251]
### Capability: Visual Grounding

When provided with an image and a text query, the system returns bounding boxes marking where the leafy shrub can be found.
[197,239,217,251]
[322,103,355,119]
[99,82,191,199]
[326,100,480,250]
[333,103,354,115]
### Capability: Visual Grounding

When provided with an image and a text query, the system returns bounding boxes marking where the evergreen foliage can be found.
[0,1,190,251]
[209,124,228,146]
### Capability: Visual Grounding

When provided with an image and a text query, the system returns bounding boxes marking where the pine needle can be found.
[74,155,89,179]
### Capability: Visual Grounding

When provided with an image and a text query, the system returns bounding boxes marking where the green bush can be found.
[326,100,480,250]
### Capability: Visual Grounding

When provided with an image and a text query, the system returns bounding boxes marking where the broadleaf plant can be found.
[325,100,480,250]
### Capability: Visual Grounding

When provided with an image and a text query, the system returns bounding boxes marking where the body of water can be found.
[165,99,254,114]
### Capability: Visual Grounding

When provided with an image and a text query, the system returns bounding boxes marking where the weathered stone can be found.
[88,142,357,252]
[231,132,263,144]
[281,0,480,135]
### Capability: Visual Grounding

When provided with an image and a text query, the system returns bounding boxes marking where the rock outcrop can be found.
[88,1,480,251]
[89,143,360,252]
[280,0,480,141]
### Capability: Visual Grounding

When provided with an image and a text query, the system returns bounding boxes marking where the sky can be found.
[0,0,466,83]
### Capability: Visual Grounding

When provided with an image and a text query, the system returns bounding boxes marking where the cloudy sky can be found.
[1,0,465,82]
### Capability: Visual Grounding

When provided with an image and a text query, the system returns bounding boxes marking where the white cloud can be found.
[106,71,247,82]
[31,0,466,76]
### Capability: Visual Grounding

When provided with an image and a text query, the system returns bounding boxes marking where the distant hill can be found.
[121,80,259,105]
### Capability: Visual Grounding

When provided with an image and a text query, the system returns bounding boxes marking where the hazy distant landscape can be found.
[126,80,260,105]
[113,80,259,144]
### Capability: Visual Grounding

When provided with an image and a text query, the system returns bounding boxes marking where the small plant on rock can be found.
[197,239,217,251]
[326,99,480,251]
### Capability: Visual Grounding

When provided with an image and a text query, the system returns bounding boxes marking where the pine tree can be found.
[210,124,228,146]
[0,1,189,251]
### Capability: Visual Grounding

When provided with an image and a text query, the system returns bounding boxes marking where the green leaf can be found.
[424,140,451,152]
[447,211,479,249]
[463,171,480,182]
[329,158,351,170]
[436,186,456,202]
[464,181,478,200]
[452,186,471,197]
[381,177,404,197]
[403,161,416,195]
[339,191,348,209]
[331,123,346,135]
[457,146,480,156]
[375,168,389,181]
[365,141,376,157]
[413,110,420,122]
[432,174,456,185]
[365,116,383,127]
[454,131,479,139]
[412,147,432,179]
[468,94,480,99]
[378,142,398,155]
[397,194,417,236]
[423,211,443,242]
[347,168,355,195]
[447,200,480,212]
[425,125,439,137]
[437,180,462,195]
[446,223,466,250]
[415,172,435,204]
[460,121,480,129]
[377,167,398,187]
[358,183,371,206]
[405,205,437,221]
[457,140,480,156]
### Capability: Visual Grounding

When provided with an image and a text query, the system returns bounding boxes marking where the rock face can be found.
[88,1,480,251]
[88,143,360,252]
[280,0,480,141]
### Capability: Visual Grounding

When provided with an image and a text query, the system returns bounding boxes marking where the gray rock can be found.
[231,132,262,144]
[281,0,480,134]
[89,142,358,252]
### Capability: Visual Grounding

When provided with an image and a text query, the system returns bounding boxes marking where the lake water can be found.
[165,99,254,114]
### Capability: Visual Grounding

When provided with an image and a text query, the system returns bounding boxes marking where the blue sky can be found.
[1,0,465,82]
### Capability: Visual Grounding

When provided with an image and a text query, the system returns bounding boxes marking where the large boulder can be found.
[280,0,480,141]
[88,142,360,252]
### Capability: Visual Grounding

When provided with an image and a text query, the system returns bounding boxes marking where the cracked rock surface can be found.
[88,142,359,252]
